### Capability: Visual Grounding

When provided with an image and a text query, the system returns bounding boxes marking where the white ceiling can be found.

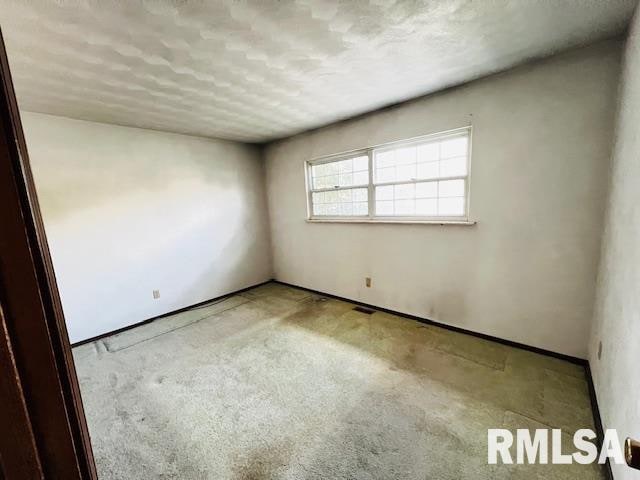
[0,1,635,143]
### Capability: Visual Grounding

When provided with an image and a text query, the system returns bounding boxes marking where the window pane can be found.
[396,147,416,165]
[375,147,415,180]
[338,159,352,173]
[354,155,368,171]
[376,150,395,168]
[417,143,439,162]
[340,202,354,216]
[416,198,438,215]
[374,131,469,184]
[354,202,368,215]
[416,162,439,180]
[353,189,368,202]
[439,179,465,197]
[353,170,368,185]
[438,197,465,216]
[415,181,437,198]
[396,164,416,182]
[374,180,466,218]
[376,200,394,215]
[395,199,415,215]
[314,174,338,189]
[312,155,369,189]
[376,185,393,200]
[440,136,468,158]
[312,162,335,177]
[323,190,338,203]
[394,183,415,200]
[377,167,396,183]
[338,189,352,202]
[339,173,353,186]
[312,187,368,216]
[440,156,467,177]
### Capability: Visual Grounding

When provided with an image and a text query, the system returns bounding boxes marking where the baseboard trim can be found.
[73,277,589,366]
[70,279,274,348]
[585,362,613,480]
[273,279,586,365]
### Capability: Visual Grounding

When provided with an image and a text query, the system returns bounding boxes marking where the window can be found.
[309,154,369,217]
[306,127,472,222]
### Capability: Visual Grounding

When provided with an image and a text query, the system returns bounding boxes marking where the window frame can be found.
[305,126,473,224]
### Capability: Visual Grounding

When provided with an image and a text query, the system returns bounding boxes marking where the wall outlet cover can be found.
[153,289,160,299]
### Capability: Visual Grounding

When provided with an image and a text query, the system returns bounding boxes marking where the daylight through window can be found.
[307,127,471,222]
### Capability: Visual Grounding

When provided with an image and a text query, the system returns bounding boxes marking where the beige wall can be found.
[264,40,621,359]
[22,112,273,343]
[589,10,640,480]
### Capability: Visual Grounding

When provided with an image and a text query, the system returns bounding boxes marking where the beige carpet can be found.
[73,282,603,479]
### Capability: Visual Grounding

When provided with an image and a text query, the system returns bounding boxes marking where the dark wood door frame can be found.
[0,28,97,479]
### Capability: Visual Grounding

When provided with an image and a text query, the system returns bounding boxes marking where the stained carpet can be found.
[73,282,603,479]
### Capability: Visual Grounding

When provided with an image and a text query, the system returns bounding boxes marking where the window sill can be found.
[306,218,477,226]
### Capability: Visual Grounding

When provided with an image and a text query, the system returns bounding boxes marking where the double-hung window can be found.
[306,127,472,223]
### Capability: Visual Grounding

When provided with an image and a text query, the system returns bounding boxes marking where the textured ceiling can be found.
[0,0,635,143]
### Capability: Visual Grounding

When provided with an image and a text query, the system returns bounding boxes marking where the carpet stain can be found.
[232,440,293,480]
[73,282,601,480]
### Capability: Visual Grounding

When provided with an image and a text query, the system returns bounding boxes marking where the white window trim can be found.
[305,126,475,225]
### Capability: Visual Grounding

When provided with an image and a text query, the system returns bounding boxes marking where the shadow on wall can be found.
[20,113,270,343]
[23,114,261,223]
[52,183,268,342]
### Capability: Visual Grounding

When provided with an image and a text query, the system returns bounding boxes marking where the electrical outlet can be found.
[597,340,602,360]
[365,277,371,288]
[153,289,160,299]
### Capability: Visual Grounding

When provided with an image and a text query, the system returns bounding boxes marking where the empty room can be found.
[1,1,640,479]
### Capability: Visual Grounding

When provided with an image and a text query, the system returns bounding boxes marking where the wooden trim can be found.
[272,280,586,365]
[0,28,97,479]
[72,279,274,348]
[0,294,43,479]
[585,362,613,480]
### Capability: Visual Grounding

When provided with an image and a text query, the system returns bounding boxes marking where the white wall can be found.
[264,40,621,359]
[22,112,272,343]
[589,10,640,480]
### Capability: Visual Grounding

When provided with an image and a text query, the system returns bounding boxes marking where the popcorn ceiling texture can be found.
[0,0,635,143]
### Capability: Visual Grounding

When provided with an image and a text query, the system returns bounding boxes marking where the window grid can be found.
[374,179,466,217]
[307,127,471,221]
